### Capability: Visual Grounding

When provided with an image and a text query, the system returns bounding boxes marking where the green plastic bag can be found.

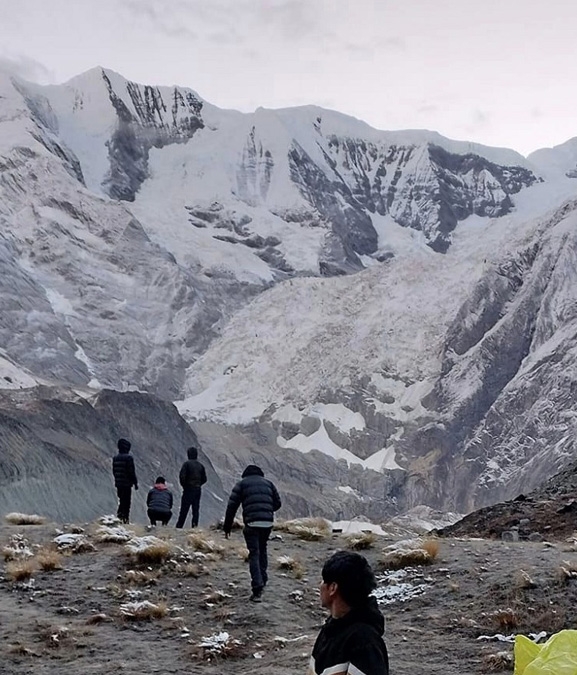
[514,630,577,675]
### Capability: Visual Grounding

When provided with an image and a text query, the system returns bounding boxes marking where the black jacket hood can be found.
[187,446,199,460]
[242,464,264,478]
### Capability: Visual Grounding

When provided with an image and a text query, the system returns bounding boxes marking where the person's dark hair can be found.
[155,476,165,484]
[187,446,198,460]
[117,438,131,453]
[321,551,377,607]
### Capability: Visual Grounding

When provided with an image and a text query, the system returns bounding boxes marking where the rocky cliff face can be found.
[0,387,225,524]
[392,199,577,513]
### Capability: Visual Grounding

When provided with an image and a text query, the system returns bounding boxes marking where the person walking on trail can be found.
[222,464,281,602]
[309,551,389,675]
[175,446,207,529]
[112,438,138,524]
[146,476,173,526]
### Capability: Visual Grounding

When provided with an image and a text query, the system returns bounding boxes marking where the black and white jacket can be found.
[309,598,389,675]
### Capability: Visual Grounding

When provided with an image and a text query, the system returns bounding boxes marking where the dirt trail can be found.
[1,522,577,674]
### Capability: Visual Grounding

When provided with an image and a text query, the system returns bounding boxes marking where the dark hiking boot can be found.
[249,588,263,602]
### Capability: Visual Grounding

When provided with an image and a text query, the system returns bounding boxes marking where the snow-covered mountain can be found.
[1,66,577,520]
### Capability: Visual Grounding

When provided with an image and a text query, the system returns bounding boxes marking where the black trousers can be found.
[147,509,172,526]
[116,486,132,523]
[175,487,202,528]
[243,525,272,592]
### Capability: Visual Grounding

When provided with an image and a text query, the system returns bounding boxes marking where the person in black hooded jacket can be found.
[309,551,389,675]
[112,438,138,524]
[223,465,281,602]
[175,446,207,529]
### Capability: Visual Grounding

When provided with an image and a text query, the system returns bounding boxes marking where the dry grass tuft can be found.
[86,613,111,625]
[380,538,439,570]
[421,538,440,560]
[346,532,378,550]
[2,534,34,561]
[202,590,232,606]
[275,517,331,541]
[7,642,38,657]
[277,555,305,578]
[5,512,46,526]
[119,600,168,621]
[188,532,225,556]
[124,569,160,585]
[515,569,537,589]
[36,548,64,571]
[557,560,577,584]
[380,548,433,570]
[125,537,172,565]
[5,558,38,581]
[482,651,513,672]
[274,518,331,541]
[182,562,207,578]
[490,608,518,631]
[212,606,235,624]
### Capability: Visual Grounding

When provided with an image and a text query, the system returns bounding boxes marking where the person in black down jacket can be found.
[146,476,173,526]
[112,438,138,524]
[223,464,281,602]
[175,446,207,529]
[309,551,389,675]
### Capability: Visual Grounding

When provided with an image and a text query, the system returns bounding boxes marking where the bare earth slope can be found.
[2,520,577,675]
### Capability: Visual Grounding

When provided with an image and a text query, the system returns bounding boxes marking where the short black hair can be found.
[322,551,377,607]
[155,476,165,484]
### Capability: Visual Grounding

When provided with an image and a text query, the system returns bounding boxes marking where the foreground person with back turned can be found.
[309,551,389,675]
[222,465,281,602]
[112,438,138,524]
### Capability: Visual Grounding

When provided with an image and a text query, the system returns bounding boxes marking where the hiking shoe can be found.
[249,590,263,603]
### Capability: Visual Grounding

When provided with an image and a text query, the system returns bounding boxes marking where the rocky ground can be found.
[1,515,577,675]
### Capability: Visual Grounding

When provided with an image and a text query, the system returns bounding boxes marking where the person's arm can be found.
[272,483,281,512]
[168,490,173,510]
[223,482,242,535]
[348,636,389,675]
[128,456,138,489]
[146,489,152,507]
[200,464,207,486]
[179,462,187,488]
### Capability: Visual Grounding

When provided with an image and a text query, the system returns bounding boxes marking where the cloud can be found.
[0,54,54,83]
[119,0,199,40]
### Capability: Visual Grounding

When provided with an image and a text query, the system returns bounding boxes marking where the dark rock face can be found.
[288,143,377,274]
[437,460,577,541]
[101,71,204,201]
[320,136,539,253]
[237,127,275,204]
[0,387,225,524]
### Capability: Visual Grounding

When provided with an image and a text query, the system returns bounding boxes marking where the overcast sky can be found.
[0,0,576,156]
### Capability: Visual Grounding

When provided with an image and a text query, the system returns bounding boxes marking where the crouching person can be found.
[146,476,173,526]
[309,551,389,675]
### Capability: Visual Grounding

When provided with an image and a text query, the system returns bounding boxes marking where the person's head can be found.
[187,446,198,460]
[241,464,264,478]
[155,476,166,485]
[117,438,131,454]
[320,551,377,615]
